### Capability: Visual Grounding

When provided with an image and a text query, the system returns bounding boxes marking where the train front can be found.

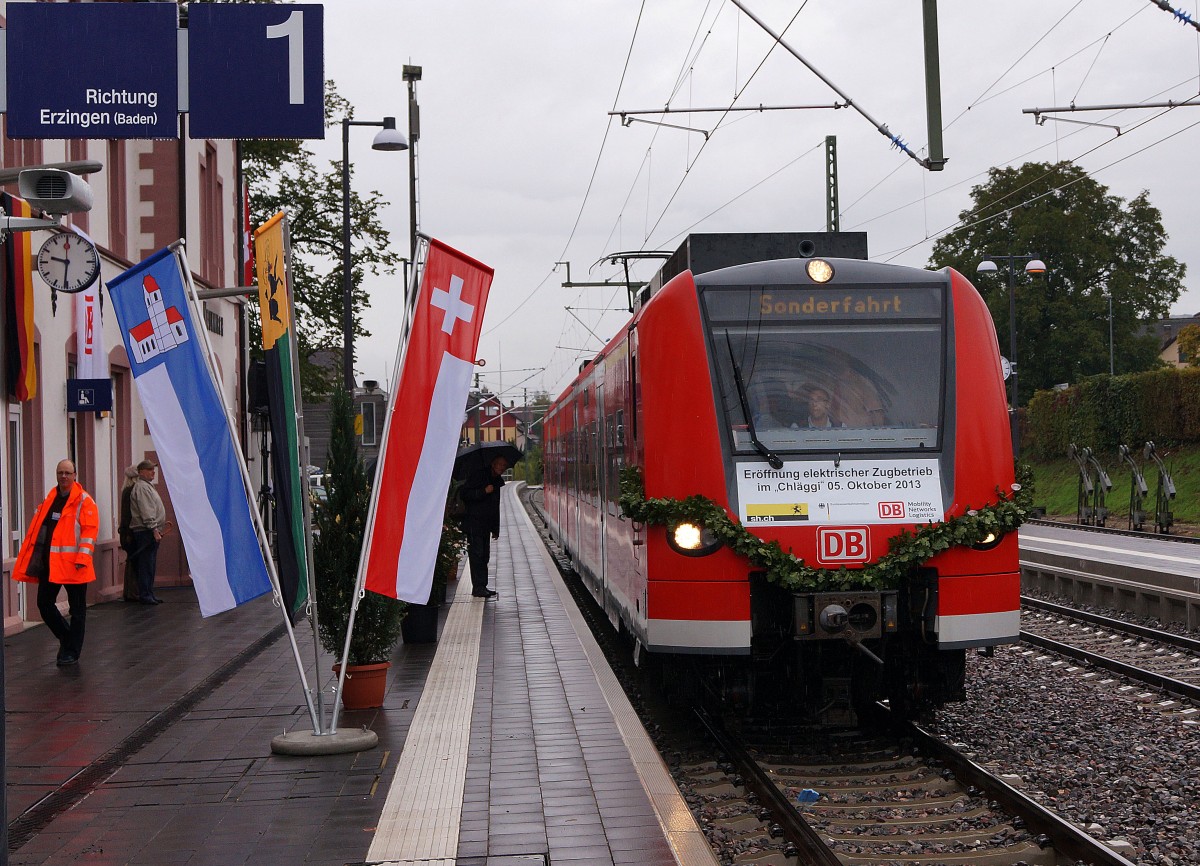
[636,256,1021,717]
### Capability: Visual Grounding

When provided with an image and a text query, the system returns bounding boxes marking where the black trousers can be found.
[466,525,492,592]
[130,529,160,601]
[37,578,88,656]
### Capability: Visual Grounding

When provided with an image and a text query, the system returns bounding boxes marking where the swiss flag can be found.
[363,239,494,602]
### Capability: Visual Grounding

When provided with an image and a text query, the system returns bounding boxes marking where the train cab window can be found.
[704,284,945,454]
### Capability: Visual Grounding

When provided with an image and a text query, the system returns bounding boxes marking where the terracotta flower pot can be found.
[332,661,390,710]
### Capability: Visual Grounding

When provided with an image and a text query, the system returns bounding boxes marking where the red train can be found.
[543,244,1020,722]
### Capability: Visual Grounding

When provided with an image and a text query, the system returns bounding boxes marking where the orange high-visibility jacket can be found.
[13,482,99,585]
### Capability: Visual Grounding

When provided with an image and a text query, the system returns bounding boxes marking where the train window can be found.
[705,284,944,453]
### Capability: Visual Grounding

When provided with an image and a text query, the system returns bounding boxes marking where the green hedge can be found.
[1024,367,1200,459]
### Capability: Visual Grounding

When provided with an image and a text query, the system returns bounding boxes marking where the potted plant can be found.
[314,388,405,709]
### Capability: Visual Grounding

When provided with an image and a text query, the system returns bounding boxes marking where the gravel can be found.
[928,644,1200,865]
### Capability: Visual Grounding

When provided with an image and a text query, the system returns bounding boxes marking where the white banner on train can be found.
[735,458,944,526]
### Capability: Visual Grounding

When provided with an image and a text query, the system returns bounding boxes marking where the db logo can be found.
[817,527,870,563]
[879,501,906,519]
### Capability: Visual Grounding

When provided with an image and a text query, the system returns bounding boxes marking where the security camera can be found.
[17,168,94,216]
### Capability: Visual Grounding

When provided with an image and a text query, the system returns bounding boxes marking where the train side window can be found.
[630,354,639,444]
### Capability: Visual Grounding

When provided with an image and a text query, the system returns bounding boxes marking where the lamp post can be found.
[976,254,1047,458]
[341,116,407,391]
[402,66,422,268]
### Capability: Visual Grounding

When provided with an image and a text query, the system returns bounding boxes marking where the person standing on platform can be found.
[460,454,510,598]
[118,464,140,602]
[13,459,99,666]
[129,459,169,605]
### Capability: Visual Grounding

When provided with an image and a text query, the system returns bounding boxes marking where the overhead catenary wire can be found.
[727,0,929,167]
[876,108,1200,264]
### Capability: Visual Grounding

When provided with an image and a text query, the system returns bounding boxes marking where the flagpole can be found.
[276,214,326,731]
[170,240,321,734]
[330,237,427,734]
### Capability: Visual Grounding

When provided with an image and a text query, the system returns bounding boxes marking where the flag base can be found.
[270,727,379,755]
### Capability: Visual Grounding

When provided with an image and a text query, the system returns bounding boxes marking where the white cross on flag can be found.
[363,239,494,602]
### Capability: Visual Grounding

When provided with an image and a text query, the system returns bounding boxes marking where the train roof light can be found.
[805,259,834,283]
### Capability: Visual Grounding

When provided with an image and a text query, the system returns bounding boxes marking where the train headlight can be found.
[805,258,835,283]
[971,531,1004,551]
[667,522,722,556]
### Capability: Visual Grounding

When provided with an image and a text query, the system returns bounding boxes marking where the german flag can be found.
[2,193,36,401]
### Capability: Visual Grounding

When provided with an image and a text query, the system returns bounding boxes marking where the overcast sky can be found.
[317,0,1200,403]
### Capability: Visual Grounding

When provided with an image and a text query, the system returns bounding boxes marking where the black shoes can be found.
[139,596,162,605]
[56,650,79,667]
[472,589,498,598]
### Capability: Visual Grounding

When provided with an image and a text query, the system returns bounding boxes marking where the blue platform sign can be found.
[5,3,178,139]
[188,5,324,140]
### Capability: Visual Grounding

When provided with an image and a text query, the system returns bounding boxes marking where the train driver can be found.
[800,385,843,428]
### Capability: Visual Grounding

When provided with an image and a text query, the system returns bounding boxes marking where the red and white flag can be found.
[73,229,107,381]
[363,239,494,602]
[242,183,254,287]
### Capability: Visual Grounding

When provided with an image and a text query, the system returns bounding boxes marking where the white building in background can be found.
[0,84,251,633]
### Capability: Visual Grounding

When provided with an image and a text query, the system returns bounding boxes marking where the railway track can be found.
[693,707,1141,866]
[524,488,1181,864]
[1026,517,1200,545]
[1020,596,1200,705]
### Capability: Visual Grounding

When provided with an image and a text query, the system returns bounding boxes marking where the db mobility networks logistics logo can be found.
[879,501,906,519]
[817,527,870,564]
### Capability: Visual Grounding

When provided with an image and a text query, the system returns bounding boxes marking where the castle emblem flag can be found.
[107,247,272,616]
[363,239,494,603]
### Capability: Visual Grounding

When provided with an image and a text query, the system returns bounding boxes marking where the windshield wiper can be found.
[724,330,783,470]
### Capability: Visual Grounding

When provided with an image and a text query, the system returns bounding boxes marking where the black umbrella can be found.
[452,441,523,479]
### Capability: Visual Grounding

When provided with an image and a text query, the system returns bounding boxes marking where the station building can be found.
[0,130,250,635]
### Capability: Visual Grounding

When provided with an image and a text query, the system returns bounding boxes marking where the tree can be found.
[929,162,1184,400]
[1178,324,1200,367]
[313,387,404,665]
[243,84,402,398]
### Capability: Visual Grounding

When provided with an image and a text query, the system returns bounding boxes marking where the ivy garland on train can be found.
[617,465,1033,593]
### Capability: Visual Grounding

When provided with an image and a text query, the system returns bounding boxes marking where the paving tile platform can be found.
[4,485,716,866]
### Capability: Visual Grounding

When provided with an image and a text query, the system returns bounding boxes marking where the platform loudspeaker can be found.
[248,359,269,414]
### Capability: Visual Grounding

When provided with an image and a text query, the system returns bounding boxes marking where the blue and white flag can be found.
[108,247,271,616]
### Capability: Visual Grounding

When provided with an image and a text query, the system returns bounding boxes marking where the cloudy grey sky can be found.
[318,0,1200,402]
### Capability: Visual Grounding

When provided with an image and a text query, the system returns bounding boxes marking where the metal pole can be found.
[404,65,422,276]
[1008,263,1019,459]
[174,241,321,733]
[341,118,354,392]
[921,0,947,170]
[1108,294,1114,375]
[330,247,425,734]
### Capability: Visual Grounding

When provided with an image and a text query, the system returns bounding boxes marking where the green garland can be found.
[618,464,1032,593]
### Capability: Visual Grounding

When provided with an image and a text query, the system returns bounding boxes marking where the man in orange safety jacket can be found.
[14,459,99,666]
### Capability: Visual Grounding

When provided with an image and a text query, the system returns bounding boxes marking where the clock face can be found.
[36,232,101,294]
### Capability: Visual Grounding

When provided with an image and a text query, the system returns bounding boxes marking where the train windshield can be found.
[703,284,945,453]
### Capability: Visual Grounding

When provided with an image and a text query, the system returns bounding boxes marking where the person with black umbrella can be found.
[457,447,515,598]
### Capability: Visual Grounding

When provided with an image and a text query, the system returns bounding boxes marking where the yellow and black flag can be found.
[254,211,310,620]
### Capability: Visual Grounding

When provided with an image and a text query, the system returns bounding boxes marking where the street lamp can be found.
[976,254,1047,458]
[402,65,422,268]
[341,116,408,391]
